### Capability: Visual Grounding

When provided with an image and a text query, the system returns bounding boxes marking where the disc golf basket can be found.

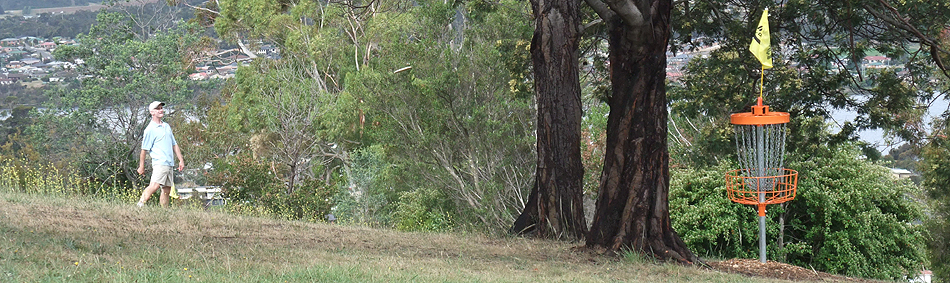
[725,97,798,263]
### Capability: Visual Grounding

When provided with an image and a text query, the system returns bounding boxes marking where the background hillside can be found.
[0,0,100,11]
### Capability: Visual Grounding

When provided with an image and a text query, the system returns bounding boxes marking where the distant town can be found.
[665,45,905,82]
[0,30,908,91]
[0,34,282,86]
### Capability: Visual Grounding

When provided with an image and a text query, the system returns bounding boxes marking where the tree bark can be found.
[585,0,699,264]
[509,0,587,240]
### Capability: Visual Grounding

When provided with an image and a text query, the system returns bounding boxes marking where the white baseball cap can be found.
[148,101,165,110]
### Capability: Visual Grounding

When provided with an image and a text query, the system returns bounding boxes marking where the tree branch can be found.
[582,18,603,33]
[602,0,647,27]
[236,39,259,59]
[863,1,950,78]
[584,0,616,22]
[175,0,220,15]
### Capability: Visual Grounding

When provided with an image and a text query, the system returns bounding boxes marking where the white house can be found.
[910,270,932,283]
[890,168,913,179]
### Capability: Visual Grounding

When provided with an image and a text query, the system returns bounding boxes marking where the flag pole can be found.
[759,65,765,100]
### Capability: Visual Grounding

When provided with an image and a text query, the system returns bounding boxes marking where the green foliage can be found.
[263,178,338,222]
[0,10,97,38]
[668,111,735,168]
[881,143,919,172]
[671,144,927,280]
[921,116,950,281]
[366,0,534,233]
[581,102,608,194]
[210,153,281,204]
[670,162,757,259]
[393,187,455,232]
[785,146,926,279]
[339,145,397,224]
[0,157,138,202]
[0,105,31,150]
[208,153,338,221]
[204,0,533,233]
[0,83,47,109]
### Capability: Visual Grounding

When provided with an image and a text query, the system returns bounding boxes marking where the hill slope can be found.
[2,0,161,16]
[0,191,861,282]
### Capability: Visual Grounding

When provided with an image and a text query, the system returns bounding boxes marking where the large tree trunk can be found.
[585,0,698,264]
[509,0,587,240]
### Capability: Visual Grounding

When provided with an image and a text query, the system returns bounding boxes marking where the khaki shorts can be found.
[150,165,174,187]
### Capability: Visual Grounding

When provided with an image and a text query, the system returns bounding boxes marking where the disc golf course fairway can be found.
[0,191,881,282]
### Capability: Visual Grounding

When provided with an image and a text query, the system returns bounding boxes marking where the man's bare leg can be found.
[160,186,171,208]
[138,182,161,206]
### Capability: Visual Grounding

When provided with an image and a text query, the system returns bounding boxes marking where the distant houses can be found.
[0,35,265,85]
[38,41,57,50]
[863,55,893,69]
[0,38,21,47]
[0,36,77,84]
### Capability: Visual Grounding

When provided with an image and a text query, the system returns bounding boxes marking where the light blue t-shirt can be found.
[141,121,178,167]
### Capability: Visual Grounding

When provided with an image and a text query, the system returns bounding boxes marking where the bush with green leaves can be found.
[786,146,926,279]
[670,161,759,260]
[208,153,337,222]
[393,187,456,232]
[671,144,927,280]
[209,154,280,204]
[921,117,950,281]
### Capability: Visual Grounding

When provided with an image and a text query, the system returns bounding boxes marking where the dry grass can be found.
[0,191,794,282]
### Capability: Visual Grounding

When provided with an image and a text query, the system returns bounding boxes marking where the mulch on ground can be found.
[707,258,884,282]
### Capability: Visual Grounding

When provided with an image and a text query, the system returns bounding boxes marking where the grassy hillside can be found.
[0,191,791,283]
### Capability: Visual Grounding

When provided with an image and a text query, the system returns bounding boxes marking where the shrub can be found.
[0,157,137,202]
[671,144,927,280]
[670,161,758,260]
[208,153,339,222]
[393,187,455,232]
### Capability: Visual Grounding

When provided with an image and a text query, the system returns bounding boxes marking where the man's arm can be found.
[137,149,148,175]
[173,144,184,171]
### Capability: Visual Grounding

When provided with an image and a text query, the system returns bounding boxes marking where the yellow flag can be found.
[170,182,179,199]
[749,8,772,69]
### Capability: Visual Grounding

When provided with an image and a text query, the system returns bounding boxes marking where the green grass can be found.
[0,191,792,282]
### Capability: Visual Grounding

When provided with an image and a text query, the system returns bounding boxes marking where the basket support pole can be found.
[758,204,767,263]
[756,124,767,263]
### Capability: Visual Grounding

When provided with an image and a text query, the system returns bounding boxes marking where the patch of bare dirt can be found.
[707,258,884,282]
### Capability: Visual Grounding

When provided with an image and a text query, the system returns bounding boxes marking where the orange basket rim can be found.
[725,169,798,206]
[730,97,791,125]
[731,111,790,125]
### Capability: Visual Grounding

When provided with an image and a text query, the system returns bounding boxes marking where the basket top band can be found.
[730,99,790,125]
[731,110,790,125]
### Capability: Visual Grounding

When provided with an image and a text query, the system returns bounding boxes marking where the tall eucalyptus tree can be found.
[509,0,588,240]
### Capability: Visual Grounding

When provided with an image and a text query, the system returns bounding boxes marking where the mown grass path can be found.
[0,192,789,282]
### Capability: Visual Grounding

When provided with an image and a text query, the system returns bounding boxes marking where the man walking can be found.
[136,101,184,208]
